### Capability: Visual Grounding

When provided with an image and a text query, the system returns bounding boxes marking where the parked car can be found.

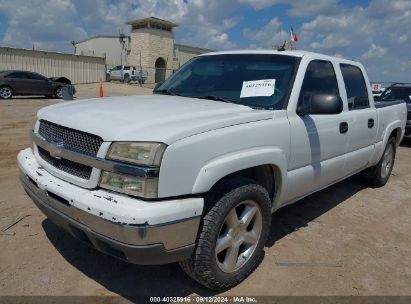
[375,83,411,138]
[18,50,406,290]
[106,65,148,84]
[0,70,75,100]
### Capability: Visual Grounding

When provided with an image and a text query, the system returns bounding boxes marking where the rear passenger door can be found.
[4,72,31,94]
[340,64,377,174]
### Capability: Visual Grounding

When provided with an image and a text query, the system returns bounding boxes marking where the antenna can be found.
[277,41,286,51]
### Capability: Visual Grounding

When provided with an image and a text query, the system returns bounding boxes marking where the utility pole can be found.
[119,29,126,82]
[71,41,77,54]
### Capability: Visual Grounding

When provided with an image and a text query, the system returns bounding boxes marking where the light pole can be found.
[119,32,126,82]
[71,41,77,54]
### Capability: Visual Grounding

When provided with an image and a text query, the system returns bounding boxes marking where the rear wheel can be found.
[0,86,13,99]
[106,74,111,82]
[362,136,396,187]
[124,74,130,84]
[180,178,271,290]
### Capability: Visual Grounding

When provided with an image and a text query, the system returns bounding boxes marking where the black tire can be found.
[106,74,111,82]
[54,86,63,99]
[362,136,396,187]
[124,74,130,84]
[0,86,13,99]
[180,177,271,290]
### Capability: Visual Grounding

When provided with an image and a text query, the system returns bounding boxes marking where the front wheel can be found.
[54,86,63,99]
[362,136,396,187]
[180,178,271,290]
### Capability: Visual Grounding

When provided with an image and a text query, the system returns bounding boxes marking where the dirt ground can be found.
[0,82,410,299]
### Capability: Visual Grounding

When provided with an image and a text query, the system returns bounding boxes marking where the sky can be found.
[0,0,410,82]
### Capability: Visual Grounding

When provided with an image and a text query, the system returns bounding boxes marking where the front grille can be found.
[38,146,93,180]
[39,120,103,156]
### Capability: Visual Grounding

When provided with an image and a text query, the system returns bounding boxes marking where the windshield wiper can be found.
[154,89,180,96]
[190,95,237,104]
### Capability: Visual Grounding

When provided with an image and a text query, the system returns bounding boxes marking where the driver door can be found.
[285,60,350,203]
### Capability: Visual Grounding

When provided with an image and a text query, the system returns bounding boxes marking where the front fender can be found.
[192,146,287,207]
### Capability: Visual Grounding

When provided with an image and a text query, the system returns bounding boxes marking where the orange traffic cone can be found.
[99,79,104,98]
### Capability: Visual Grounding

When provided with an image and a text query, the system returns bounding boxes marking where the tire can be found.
[0,86,13,99]
[54,86,63,99]
[124,74,130,84]
[180,177,272,290]
[362,136,396,187]
[106,74,111,82]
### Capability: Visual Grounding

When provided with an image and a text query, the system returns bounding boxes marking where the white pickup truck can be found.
[18,50,407,290]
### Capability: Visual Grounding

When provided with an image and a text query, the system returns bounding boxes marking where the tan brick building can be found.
[75,17,212,84]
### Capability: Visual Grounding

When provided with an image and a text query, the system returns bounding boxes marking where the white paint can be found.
[21,50,408,221]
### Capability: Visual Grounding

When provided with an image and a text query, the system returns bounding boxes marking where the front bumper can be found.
[18,148,203,265]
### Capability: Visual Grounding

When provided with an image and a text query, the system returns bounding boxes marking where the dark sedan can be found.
[0,70,74,99]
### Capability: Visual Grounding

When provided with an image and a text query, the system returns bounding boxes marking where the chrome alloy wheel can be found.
[381,143,394,179]
[215,200,263,273]
[0,87,12,99]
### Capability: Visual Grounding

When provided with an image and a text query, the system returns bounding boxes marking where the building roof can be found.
[126,16,178,28]
[75,35,130,45]
[174,43,213,53]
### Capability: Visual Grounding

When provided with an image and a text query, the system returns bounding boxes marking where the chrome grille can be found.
[38,120,103,156]
[38,146,92,180]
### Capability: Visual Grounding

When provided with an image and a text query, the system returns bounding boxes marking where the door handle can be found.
[368,118,374,128]
[340,122,348,134]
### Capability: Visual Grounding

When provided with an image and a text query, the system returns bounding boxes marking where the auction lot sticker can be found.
[240,79,276,98]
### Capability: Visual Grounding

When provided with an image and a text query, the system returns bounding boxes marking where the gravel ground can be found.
[0,82,410,299]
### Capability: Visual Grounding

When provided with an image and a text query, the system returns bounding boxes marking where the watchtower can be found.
[126,17,178,83]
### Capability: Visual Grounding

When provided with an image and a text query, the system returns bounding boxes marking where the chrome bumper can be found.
[20,173,199,264]
[17,147,203,265]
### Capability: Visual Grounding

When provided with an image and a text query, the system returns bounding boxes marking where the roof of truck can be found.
[199,50,356,62]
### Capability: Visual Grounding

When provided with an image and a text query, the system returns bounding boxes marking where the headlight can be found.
[100,171,158,198]
[101,142,166,198]
[107,142,166,166]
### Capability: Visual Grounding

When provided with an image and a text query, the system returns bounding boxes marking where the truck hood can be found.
[38,95,274,143]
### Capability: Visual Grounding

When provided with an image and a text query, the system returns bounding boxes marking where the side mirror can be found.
[297,92,343,115]
[153,81,164,91]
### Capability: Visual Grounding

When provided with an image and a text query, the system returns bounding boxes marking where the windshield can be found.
[380,87,411,103]
[154,54,300,109]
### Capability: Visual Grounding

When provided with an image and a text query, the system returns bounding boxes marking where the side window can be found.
[5,72,29,79]
[340,64,369,110]
[299,60,339,105]
[28,73,47,81]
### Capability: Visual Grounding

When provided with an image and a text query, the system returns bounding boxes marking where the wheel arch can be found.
[191,147,287,211]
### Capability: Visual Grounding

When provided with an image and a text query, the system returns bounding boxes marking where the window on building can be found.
[340,64,369,110]
[299,60,339,106]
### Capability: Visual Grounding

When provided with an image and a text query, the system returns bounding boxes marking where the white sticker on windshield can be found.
[240,79,276,98]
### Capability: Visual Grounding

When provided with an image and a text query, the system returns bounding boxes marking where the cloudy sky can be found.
[0,0,410,81]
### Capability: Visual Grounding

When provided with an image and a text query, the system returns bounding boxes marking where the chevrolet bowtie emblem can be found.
[49,141,64,159]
